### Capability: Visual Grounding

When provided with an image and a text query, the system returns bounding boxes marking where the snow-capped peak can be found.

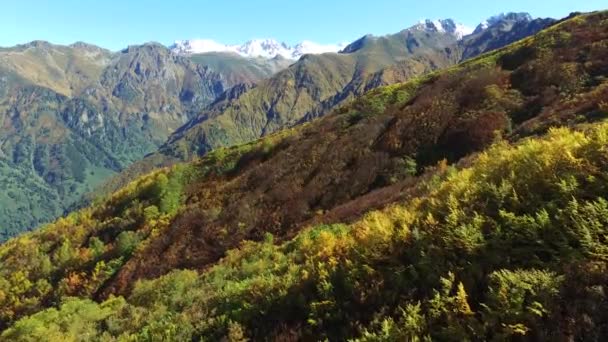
[474,12,534,33]
[413,19,473,40]
[237,39,291,59]
[170,38,346,60]
[171,39,239,55]
[293,41,348,57]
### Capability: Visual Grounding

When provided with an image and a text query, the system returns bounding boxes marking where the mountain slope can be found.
[98,13,554,194]
[188,52,293,85]
[155,14,555,161]
[0,10,606,339]
[0,41,112,97]
[0,13,554,238]
[0,42,269,239]
[7,120,608,341]
[101,11,608,291]
[461,12,557,59]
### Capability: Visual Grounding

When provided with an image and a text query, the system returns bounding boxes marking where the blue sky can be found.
[1,0,606,50]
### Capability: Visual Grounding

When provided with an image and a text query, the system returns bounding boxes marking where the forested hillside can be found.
[5,120,608,341]
[0,10,607,340]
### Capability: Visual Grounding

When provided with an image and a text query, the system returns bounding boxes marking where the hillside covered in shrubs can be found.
[1,10,608,340]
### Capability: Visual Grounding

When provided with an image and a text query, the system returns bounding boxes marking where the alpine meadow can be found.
[1,1,608,341]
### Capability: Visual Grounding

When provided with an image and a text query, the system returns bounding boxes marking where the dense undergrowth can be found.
[4,120,608,341]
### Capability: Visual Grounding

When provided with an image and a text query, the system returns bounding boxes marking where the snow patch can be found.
[413,19,473,40]
[171,38,347,60]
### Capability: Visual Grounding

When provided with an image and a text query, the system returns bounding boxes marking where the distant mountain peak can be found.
[474,12,534,33]
[21,40,53,49]
[412,19,473,39]
[170,38,346,60]
[237,39,291,59]
[120,42,169,55]
[69,41,111,54]
[339,34,376,54]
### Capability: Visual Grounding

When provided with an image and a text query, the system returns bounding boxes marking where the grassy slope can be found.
[0,10,607,340]
[0,41,112,97]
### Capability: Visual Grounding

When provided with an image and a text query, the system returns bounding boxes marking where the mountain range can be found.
[171,38,349,60]
[0,41,246,238]
[141,12,555,172]
[170,19,474,59]
[0,12,556,240]
[0,9,607,340]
